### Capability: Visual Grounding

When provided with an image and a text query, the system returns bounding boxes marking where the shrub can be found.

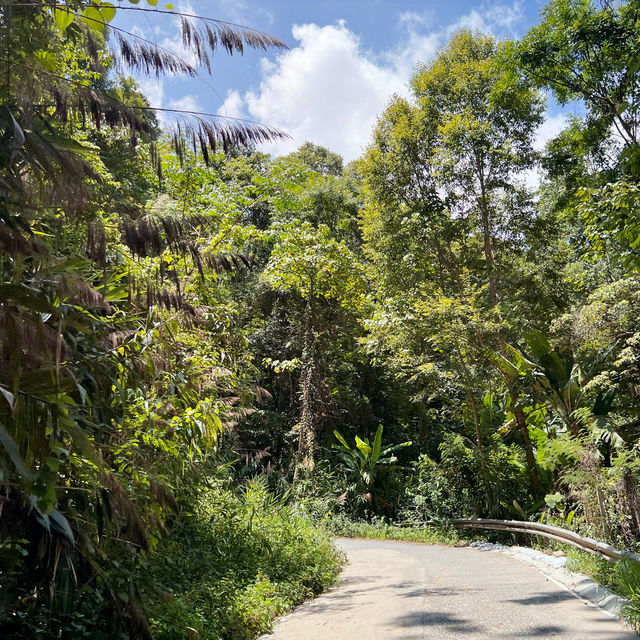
[142,479,344,640]
[400,433,531,521]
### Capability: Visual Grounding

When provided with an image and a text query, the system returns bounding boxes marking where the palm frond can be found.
[170,115,289,163]
[113,30,196,77]
[67,6,287,77]
[179,14,287,60]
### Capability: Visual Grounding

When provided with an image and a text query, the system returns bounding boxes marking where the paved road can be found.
[267,538,637,639]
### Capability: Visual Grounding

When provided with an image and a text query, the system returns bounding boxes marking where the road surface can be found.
[266,538,637,639]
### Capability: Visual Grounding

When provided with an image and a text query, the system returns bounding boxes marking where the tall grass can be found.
[142,480,344,640]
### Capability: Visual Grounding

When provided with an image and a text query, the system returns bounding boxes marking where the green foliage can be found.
[401,435,531,521]
[142,480,343,640]
[616,559,640,632]
[332,425,412,517]
[0,3,294,638]
[327,515,467,546]
[265,221,365,307]
[514,0,640,160]
[287,142,344,177]
[5,0,640,635]
[565,552,640,633]
[578,181,640,270]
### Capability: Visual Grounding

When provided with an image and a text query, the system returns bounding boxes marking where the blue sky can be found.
[114,1,569,161]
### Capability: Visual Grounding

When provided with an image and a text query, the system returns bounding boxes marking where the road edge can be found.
[470,541,629,618]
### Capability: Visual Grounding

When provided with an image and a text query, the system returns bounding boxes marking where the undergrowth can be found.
[140,480,344,640]
[325,514,476,546]
[563,549,640,633]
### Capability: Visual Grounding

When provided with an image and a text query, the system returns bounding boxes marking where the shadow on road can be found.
[505,591,576,606]
[394,610,483,634]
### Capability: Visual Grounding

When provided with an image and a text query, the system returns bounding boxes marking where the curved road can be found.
[267,538,636,639]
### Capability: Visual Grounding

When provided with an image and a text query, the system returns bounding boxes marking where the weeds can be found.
[142,480,344,640]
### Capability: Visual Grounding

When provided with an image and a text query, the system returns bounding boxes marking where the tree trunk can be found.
[512,394,541,497]
[295,293,316,479]
[477,170,498,307]
[478,164,541,496]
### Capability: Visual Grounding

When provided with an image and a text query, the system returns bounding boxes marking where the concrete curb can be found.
[470,541,629,617]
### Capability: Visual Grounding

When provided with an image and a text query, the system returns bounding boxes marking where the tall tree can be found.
[512,0,640,270]
[264,221,365,474]
[361,30,546,497]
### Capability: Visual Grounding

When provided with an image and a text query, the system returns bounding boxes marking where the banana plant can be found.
[524,330,622,440]
[524,331,584,437]
[487,343,542,495]
[333,424,412,517]
[491,331,617,440]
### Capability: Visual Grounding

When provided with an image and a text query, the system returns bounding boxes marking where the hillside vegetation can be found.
[2,0,640,637]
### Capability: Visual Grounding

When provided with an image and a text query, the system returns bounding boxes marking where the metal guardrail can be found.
[427,518,640,564]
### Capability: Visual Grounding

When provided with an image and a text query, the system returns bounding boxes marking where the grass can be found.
[325,514,481,546]
[563,548,640,633]
[141,481,345,640]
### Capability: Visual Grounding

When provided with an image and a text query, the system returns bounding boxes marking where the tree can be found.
[0,2,288,636]
[288,142,344,176]
[513,0,640,161]
[413,30,543,308]
[264,221,365,474]
[360,30,546,497]
[512,0,640,271]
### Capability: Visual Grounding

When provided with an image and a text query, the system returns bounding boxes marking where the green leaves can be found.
[525,330,569,390]
[49,509,75,543]
[577,180,640,270]
[355,436,371,458]
[333,430,350,450]
[264,221,365,309]
[370,424,383,466]
[52,7,74,32]
[100,2,117,23]
[0,284,61,317]
[0,385,15,412]
[0,106,25,148]
[50,2,117,34]
[0,423,33,479]
[333,426,412,516]
[82,7,106,32]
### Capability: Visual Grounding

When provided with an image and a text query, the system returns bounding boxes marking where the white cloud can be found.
[218,89,245,120]
[484,2,525,31]
[450,1,525,36]
[383,13,441,82]
[396,10,435,30]
[533,112,568,151]
[138,78,164,109]
[168,94,202,113]
[242,22,402,160]
[222,2,531,161]
[226,15,447,160]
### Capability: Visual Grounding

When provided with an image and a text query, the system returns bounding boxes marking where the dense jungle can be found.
[2,0,640,638]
